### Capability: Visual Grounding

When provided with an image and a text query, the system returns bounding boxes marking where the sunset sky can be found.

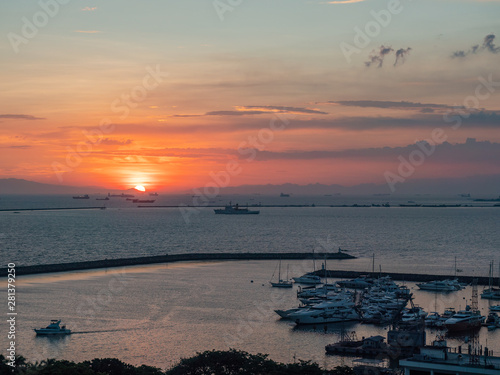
[1,0,499,191]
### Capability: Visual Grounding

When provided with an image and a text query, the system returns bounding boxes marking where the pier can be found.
[2,251,355,276]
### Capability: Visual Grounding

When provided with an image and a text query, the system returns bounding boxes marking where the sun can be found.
[134,185,146,192]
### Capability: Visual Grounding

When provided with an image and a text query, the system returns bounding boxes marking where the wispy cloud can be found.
[73,30,101,34]
[324,0,366,4]
[81,7,97,11]
[171,105,328,117]
[365,45,412,67]
[0,114,45,120]
[100,138,133,146]
[452,34,500,58]
[321,100,459,112]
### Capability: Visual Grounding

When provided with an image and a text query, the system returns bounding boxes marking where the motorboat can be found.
[336,276,374,289]
[489,305,500,312]
[291,306,360,325]
[481,287,500,300]
[416,280,461,292]
[292,274,322,285]
[34,320,71,335]
[444,310,484,332]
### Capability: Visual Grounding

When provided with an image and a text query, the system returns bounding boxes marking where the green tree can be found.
[166,349,323,375]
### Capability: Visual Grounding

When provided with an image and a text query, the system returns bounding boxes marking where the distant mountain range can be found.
[215,174,500,196]
[0,175,499,196]
[0,178,107,195]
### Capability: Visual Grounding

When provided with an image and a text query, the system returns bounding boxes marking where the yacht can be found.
[489,305,500,312]
[214,203,259,215]
[34,320,71,336]
[444,310,484,332]
[291,306,360,325]
[336,276,374,289]
[292,274,322,285]
[416,280,461,292]
[481,287,500,300]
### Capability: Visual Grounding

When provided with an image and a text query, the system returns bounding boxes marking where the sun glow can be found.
[134,185,146,192]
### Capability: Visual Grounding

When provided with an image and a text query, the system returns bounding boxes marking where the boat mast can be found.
[278,259,282,282]
[372,253,375,274]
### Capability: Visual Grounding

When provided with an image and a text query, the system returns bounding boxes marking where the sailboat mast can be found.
[278,259,282,282]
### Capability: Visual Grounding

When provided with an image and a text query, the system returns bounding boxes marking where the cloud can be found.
[240,105,328,115]
[0,114,45,120]
[8,145,32,149]
[242,138,500,163]
[322,100,458,111]
[394,47,412,66]
[452,34,500,58]
[173,105,328,117]
[325,0,366,3]
[365,45,394,68]
[81,7,97,11]
[365,45,413,67]
[100,138,133,146]
[73,30,101,34]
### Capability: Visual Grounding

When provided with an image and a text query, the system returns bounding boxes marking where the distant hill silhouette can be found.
[0,178,107,195]
[1,174,499,195]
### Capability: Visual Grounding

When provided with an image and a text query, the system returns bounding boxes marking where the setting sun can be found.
[134,185,146,192]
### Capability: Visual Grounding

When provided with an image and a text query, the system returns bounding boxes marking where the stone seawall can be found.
[3,251,355,276]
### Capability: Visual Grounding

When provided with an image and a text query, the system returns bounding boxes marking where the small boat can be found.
[132,199,155,203]
[489,305,500,312]
[292,274,322,285]
[214,203,259,215]
[72,194,89,199]
[96,197,109,201]
[270,260,293,288]
[149,192,159,196]
[280,193,290,197]
[34,320,71,336]
[337,276,374,289]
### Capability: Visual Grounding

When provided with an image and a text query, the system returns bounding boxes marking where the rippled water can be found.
[3,261,500,371]
[1,194,499,370]
[1,195,499,277]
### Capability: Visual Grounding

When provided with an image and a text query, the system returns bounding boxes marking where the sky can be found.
[0,0,499,192]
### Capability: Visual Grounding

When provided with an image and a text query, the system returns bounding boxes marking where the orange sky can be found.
[1,1,500,192]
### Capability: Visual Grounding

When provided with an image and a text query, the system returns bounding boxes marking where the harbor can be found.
[4,260,500,372]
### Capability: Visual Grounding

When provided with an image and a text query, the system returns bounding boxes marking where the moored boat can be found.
[444,310,484,332]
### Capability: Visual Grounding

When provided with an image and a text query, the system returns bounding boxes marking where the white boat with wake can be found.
[34,320,71,336]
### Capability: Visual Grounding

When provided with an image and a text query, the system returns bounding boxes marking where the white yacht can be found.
[34,320,71,336]
[291,306,360,325]
[489,305,500,312]
[416,280,461,292]
[292,274,322,285]
[481,287,500,300]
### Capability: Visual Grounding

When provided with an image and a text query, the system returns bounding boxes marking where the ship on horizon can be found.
[214,202,259,215]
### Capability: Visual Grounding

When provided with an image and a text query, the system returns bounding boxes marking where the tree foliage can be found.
[0,350,356,375]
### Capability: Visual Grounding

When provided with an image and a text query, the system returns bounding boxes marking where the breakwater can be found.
[3,251,355,276]
[311,270,494,286]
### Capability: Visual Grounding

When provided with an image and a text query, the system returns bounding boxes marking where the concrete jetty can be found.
[3,251,355,276]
